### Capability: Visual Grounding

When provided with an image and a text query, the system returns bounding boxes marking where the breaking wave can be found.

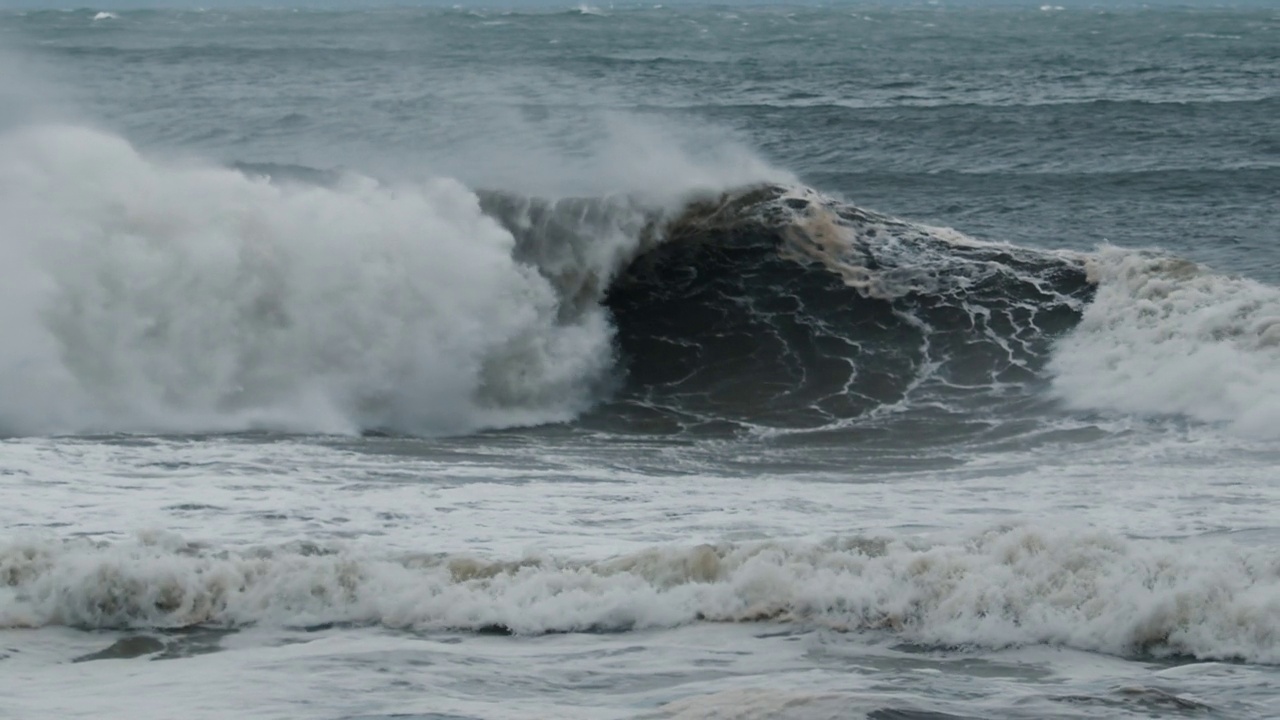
[3,526,1279,663]
[1,123,1277,437]
[0,125,618,436]
[1051,248,1280,436]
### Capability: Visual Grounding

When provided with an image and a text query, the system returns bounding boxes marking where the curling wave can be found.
[3,123,1278,437]
[593,185,1094,430]
[0,124,1090,437]
[474,182,1099,433]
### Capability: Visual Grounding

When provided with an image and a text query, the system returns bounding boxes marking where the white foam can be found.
[4,526,1278,663]
[0,125,619,436]
[92,12,118,21]
[1051,247,1280,436]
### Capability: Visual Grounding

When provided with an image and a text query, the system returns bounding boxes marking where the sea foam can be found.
[0,125,620,436]
[3,526,1278,663]
[1051,247,1280,436]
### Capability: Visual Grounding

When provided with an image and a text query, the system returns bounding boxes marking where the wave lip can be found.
[4,527,1278,663]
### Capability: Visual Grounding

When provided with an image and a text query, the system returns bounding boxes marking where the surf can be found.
[2,123,1277,439]
[5,525,1278,664]
[0,124,615,436]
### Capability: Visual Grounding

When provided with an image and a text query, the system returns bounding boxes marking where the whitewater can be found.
[2,4,1279,719]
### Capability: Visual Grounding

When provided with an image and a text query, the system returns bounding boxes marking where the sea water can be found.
[1,4,1279,718]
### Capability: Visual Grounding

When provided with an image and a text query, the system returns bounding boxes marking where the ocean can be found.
[1,3,1278,718]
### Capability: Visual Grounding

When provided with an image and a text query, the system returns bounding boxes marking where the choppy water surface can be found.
[1,4,1278,719]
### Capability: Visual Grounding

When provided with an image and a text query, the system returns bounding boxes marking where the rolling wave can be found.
[4,526,1278,663]
[1,123,1277,437]
[479,183,1095,432]
[605,186,1093,430]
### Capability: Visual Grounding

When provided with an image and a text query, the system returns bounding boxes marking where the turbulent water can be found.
[1,3,1279,719]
